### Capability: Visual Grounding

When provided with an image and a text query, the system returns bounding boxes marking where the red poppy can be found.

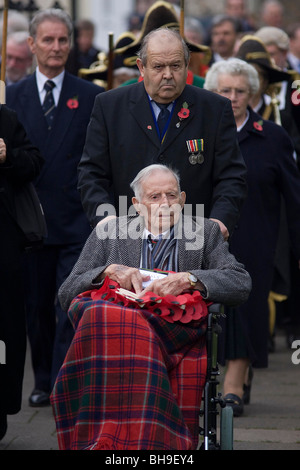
[253,121,263,131]
[67,97,79,109]
[178,108,190,120]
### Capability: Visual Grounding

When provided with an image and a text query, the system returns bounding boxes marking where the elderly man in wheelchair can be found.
[51,164,251,451]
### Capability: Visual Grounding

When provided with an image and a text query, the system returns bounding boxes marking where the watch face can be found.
[189,274,197,283]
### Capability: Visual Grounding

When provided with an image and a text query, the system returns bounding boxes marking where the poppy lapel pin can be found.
[67,96,79,110]
[253,119,263,131]
[176,102,190,128]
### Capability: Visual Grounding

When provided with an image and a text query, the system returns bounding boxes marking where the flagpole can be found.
[107,32,114,91]
[180,0,185,38]
[0,0,9,103]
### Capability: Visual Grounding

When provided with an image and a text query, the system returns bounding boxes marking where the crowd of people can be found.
[0,0,300,450]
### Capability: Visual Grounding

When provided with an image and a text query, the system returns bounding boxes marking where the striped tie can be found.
[42,80,56,130]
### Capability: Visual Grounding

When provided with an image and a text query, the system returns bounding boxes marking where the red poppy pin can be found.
[67,96,79,110]
[253,119,263,131]
[176,102,190,128]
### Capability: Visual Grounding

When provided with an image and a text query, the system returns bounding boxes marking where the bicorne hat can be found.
[236,35,290,83]
[114,1,211,64]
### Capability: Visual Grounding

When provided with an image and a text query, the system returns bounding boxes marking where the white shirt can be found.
[143,227,170,241]
[36,67,65,106]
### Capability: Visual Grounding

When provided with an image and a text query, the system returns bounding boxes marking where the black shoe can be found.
[224,393,244,417]
[0,414,7,440]
[243,365,253,405]
[29,389,50,407]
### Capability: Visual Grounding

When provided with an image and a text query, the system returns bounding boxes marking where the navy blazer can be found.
[78,81,247,234]
[6,72,103,244]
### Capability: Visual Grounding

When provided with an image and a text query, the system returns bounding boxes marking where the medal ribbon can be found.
[186,139,204,153]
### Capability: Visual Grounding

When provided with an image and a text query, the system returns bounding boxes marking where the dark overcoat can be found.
[0,105,43,414]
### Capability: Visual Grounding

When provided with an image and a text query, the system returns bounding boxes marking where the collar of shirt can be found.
[149,96,174,120]
[36,67,65,106]
[143,227,170,241]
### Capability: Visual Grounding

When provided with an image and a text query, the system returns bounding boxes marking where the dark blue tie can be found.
[42,80,56,130]
[156,103,170,140]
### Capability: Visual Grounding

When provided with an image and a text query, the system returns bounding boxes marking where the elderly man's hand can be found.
[141,272,191,297]
[102,264,150,295]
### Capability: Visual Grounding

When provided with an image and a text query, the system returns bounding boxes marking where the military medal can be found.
[189,154,198,165]
[186,139,204,165]
[197,153,204,164]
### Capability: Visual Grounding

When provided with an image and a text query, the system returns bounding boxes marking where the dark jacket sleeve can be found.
[0,105,44,219]
[0,105,44,184]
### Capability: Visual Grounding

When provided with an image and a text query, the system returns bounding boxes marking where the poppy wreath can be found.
[89,276,211,324]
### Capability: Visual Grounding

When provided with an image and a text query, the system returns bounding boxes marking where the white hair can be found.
[204,58,260,95]
[255,26,289,51]
[130,164,181,200]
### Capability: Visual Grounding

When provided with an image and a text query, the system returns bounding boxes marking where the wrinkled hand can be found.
[102,264,150,295]
[0,139,7,164]
[141,272,191,297]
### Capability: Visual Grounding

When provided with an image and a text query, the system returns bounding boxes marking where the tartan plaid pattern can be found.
[51,293,208,450]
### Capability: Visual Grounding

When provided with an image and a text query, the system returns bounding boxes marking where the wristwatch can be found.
[187,273,198,288]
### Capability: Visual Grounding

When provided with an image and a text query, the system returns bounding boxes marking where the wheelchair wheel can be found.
[220,406,233,450]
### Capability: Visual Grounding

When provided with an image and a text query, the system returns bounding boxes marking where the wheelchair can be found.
[199,303,234,450]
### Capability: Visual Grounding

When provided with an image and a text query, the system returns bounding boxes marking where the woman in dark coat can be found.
[205,58,300,416]
[0,104,43,439]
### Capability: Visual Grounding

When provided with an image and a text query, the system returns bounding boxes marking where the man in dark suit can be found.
[78,28,247,240]
[6,8,103,406]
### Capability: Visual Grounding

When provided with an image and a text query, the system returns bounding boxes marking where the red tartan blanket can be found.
[51,292,208,450]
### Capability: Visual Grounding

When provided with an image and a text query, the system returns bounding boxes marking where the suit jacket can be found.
[6,72,103,244]
[78,81,247,234]
[58,215,252,312]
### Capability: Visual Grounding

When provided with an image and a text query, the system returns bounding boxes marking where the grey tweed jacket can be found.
[58,215,251,312]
